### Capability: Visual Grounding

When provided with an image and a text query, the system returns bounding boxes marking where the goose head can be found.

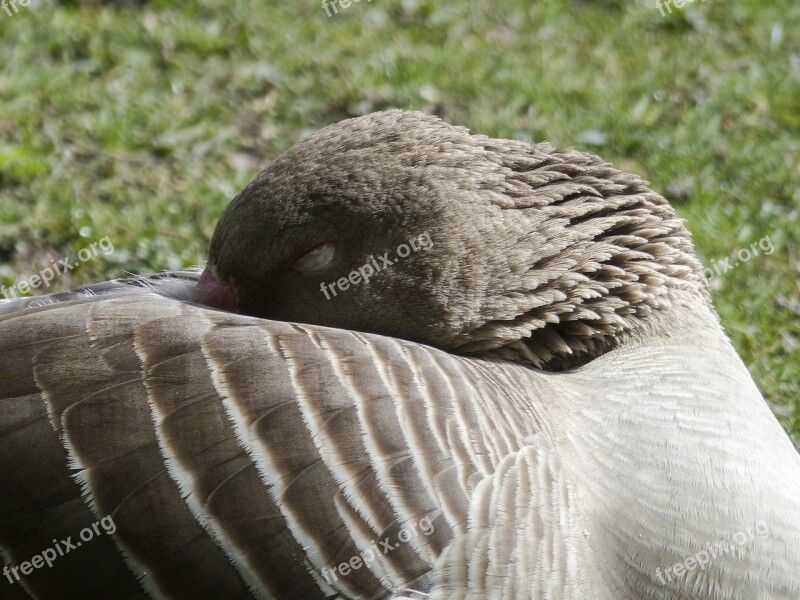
[193,109,710,369]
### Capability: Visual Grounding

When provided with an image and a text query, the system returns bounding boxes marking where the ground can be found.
[0,0,797,438]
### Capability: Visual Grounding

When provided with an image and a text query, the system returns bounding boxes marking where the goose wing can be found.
[0,283,584,600]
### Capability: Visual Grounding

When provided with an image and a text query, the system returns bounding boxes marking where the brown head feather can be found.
[206,109,710,369]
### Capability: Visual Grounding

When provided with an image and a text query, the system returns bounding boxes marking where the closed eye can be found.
[292,241,336,275]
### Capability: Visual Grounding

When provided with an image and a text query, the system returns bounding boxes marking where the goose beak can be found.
[191,267,239,313]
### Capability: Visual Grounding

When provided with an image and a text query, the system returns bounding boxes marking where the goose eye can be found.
[293,241,336,275]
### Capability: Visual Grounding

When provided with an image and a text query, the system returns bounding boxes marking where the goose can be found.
[1,109,798,600]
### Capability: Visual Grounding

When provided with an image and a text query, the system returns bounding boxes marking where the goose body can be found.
[1,110,798,599]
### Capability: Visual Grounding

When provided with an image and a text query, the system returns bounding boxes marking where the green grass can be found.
[1,0,798,438]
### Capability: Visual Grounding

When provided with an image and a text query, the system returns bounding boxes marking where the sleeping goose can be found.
[1,109,798,600]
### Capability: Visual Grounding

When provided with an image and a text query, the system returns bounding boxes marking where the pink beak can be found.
[191,268,239,312]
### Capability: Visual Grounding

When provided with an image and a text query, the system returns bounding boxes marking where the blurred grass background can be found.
[0,0,798,438]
